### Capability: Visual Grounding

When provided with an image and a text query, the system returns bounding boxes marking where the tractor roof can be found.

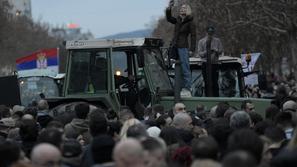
[189,56,242,65]
[66,38,163,50]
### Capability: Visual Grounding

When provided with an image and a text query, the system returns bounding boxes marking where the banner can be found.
[241,53,261,72]
[16,48,59,77]
[241,53,261,86]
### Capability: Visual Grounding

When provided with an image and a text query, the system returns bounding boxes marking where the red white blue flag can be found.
[16,48,59,77]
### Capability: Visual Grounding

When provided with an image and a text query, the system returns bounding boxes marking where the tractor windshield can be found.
[67,49,108,94]
[143,48,172,92]
[19,76,59,106]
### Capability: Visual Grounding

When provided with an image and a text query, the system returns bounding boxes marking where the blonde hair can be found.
[119,118,141,140]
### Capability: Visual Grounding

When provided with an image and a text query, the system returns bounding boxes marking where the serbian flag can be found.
[16,48,59,77]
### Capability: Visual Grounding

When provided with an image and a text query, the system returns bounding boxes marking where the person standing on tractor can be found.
[198,26,223,97]
[166,0,196,97]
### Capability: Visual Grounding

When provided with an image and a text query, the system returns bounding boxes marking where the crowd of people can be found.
[0,1,296,167]
[0,87,297,167]
[246,73,297,99]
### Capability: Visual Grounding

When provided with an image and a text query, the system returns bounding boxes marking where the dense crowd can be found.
[246,73,297,99]
[0,83,297,167]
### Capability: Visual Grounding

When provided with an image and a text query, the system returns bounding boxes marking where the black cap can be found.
[206,25,215,33]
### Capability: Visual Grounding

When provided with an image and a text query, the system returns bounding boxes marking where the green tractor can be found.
[48,38,270,119]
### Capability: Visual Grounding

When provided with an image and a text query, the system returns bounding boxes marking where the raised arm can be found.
[166,7,177,24]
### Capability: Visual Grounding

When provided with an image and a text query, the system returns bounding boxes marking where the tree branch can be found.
[252,23,287,34]
[228,17,268,31]
[261,6,286,27]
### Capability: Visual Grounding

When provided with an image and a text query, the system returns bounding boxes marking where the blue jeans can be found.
[178,48,191,90]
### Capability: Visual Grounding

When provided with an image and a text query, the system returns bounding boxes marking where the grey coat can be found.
[197,36,223,64]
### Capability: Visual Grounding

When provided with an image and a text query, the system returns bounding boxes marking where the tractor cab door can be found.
[111,48,151,113]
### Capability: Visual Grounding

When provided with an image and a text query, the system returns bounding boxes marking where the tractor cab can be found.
[49,38,172,115]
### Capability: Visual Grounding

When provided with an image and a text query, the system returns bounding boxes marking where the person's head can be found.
[196,104,205,113]
[173,103,186,115]
[37,100,49,110]
[141,137,167,167]
[89,110,108,137]
[282,100,297,112]
[171,146,192,167]
[156,114,172,129]
[74,103,90,119]
[0,105,11,119]
[172,112,193,131]
[209,105,218,118]
[126,123,148,139]
[107,121,122,141]
[282,100,297,122]
[248,111,263,127]
[227,129,263,163]
[216,102,230,118]
[146,126,161,138]
[254,120,274,135]
[61,139,82,159]
[206,25,215,36]
[179,4,192,17]
[264,126,286,143]
[224,107,237,121]
[274,111,294,130]
[12,105,25,113]
[119,118,141,139]
[222,151,257,167]
[208,118,232,151]
[46,121,64,132]
[191,136,219,160]
[230,111,252,130]
[159,126,180,146]
[113,138,145,167]
[152,104,165,118]
[38,128,64,148]
[0,140,20,167]
[241,100,255,112]
[19,119,39,142]
[191,159,221,167]
[265,104,280,121]
[91,135,115,164]
[31,143,61,167]
[24,107,38,120]
[21,114,34,121]
[119,107,134,123]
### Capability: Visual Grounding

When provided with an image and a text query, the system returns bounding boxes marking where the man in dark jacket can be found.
[166,1,196,97]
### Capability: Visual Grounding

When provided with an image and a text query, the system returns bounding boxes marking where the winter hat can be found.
[147,126,161,138]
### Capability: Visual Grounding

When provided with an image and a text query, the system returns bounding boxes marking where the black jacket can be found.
[166,7,196,52]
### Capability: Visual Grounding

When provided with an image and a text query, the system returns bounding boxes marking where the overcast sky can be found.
[31,0,168,38]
